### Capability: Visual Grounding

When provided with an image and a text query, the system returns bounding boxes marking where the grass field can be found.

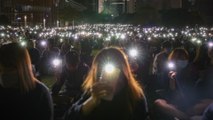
[40,75,56,89]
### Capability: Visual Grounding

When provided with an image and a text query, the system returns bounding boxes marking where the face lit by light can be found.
[104,64,115,74]
[52,58,62,67]
[129,48,138,58]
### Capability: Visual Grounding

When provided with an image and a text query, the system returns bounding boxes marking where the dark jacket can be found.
[64,89,149,120]
[0,81,54,120]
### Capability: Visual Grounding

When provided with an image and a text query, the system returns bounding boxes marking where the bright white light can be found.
[168,62,175,69]
[196,40,201,44]
[60,38,63,43]
[41,41,47,46]
[52,58,62,67]
[74,35,78,40]
[191,38,197,42]
[120,34,125,39]
[129,48,138,58]
[104,64,115,74]
[20,41,26,47]
[1,33,5,37]
[208,42,213,48]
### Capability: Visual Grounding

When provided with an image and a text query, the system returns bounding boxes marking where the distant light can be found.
[120,34,125,39]
[196,40,202,44]
[1,33,5,37]
[60,38,63,43]
[191,38,197,42]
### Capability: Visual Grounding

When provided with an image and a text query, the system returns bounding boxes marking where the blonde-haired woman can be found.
[64,47,148,120]
[0,42,53,120]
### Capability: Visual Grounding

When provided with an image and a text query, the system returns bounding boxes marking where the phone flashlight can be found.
[208,42,213,48]
[104,63,115,74]
[20,41,27,47]
[129,48,138,58]
[52,58,62,67]
[168,62,175,70]
[40,40,47,47]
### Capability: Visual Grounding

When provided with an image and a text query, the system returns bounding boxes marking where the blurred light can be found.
[168,62,175,69]
[120,34,125,39]
[129,48,138,58]
[196,40,201,44]
[208,42,213,48]
[41,40,47,46]
[52,58,62,67]
[191,38,197,42]
[20,41,26,47]
[104,63,115,74]
[60,38,63,43]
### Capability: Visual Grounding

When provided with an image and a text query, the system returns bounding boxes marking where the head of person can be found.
[65,50,80,71]
[161,40,172,53]
[27,39,36,49]
[83,47,144,106]
[168,48,189,70]
[0,42,36,92]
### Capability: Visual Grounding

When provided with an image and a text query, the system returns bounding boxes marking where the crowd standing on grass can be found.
[0,24,213,120]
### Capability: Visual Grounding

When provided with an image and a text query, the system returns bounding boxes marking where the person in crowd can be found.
[51,50,89,99]
[63,47,148,120]
[0,42,53,120]
[39,38,60,75]
[27,39,41,79]
[152,40,173,90]
[192,41,213,116]
[202,103,213,120]
[153,48,199,120]
[80,39,93,67]
[59,41,71,58]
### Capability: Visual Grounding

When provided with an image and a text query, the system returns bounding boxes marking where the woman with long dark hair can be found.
[64,47,148,120]
[0,42,53,120]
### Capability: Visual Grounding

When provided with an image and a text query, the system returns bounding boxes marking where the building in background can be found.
[0,0,56,26]
[97,0,136,16]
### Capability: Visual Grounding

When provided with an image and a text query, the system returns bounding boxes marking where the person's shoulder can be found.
[34,80,50,93]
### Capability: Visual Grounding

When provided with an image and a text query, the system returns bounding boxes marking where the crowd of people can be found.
[0,24,213,120]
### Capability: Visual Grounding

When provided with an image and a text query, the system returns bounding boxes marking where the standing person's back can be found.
[152,40,173,89]
[0,42,53,120]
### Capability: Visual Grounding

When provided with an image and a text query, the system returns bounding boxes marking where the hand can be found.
[168,71,176,79]
[90,81,113,101]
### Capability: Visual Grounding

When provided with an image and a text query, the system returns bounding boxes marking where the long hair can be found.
[0,42,36,93]
[82,47,145,111]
